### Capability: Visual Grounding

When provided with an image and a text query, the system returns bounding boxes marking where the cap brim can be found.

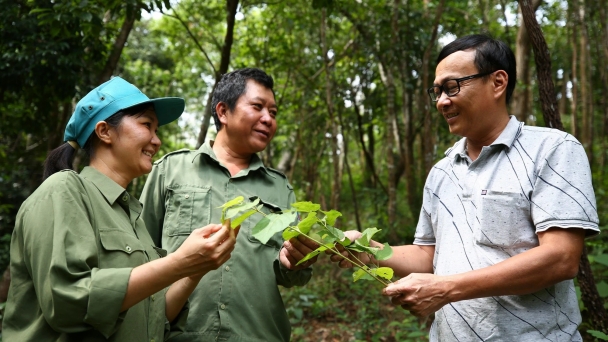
[148,97,185,126]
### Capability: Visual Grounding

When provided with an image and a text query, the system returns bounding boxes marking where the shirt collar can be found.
[445,115,523,160]
[192,140,275,178]
[80,166,129,205]
[490,115,523,149]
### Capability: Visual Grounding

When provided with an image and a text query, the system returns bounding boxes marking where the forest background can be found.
[1,0,607,341]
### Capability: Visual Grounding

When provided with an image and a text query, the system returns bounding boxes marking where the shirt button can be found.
[185,194,190,199]
[151,294,155,301]
[122,195,128,201]
[126,246,132,252]
[220,304,226,310]
[225,266,230,271]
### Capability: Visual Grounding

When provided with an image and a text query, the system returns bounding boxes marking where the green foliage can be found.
[221,197,395,285]
[281,259,428,341]
[588,330,608,341]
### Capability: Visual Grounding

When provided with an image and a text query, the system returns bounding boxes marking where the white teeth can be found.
[446,113,459,119]
[143,151,152,157]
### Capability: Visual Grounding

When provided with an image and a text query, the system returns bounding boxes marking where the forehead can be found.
[434,50,478,83]
[240,80,276,105]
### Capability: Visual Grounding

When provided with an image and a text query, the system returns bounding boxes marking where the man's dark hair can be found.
[437,34,517,104]
[211,68,274,131]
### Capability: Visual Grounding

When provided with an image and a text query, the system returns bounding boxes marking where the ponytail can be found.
[42,143,76,180]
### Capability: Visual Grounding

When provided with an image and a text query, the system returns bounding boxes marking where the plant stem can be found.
[291,227,390,286]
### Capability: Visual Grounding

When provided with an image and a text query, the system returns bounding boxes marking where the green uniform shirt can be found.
[140,141,312,342]
[3,167,187,342]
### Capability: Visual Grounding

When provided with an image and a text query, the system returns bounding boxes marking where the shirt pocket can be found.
[245,196,286,250]
[476,191,537,249]
[98,229,148,268]
[165,186,211,236]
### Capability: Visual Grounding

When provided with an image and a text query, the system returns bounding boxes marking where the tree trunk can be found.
[511,0,542,122]
[421,0,445,176]
[569,1,579,138]
[520,0,608,332]
[320,9,342,212]
[99,10,137,83]
[196,0,239,147]
[577,0,592,162]
[519,0,562,129]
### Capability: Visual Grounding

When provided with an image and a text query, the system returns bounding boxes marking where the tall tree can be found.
[519,0,608,333]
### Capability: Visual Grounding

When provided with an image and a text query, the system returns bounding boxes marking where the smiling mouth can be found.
[143,150,154,158]
[255,130,270,138]
[444,112,459,119]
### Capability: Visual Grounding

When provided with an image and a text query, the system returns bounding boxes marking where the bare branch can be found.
[162,11,217,75]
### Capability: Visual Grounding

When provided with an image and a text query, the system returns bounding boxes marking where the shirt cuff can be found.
[84,267,132,338]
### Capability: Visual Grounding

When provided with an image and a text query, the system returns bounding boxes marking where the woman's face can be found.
[110,108,161,179]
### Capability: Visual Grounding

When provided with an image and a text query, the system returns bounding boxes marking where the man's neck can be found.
[212,135,252,176]
[465,114,511,161]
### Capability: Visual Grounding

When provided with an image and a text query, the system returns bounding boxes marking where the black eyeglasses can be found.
[427,71,495,102]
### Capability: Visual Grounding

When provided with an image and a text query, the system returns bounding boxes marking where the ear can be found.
[493,70,509,100]
[215,102,230,127]
[94,121,113,145]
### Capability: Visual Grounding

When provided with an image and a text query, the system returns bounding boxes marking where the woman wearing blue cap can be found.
[2,77,236,341]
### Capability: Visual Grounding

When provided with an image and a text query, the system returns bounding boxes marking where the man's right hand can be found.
[327,230,373,268]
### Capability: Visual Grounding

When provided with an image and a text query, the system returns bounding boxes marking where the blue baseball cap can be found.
[64,77,185,148]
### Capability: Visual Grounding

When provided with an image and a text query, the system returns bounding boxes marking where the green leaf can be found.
[338,236,351,246]
[296,243,332,265]
[320,225,344,241]
[297,212,317,234]
[596,281,608,298]
[252,211,297,244]
[230,209,257,228]
[347,242,378,254]
[374,243,393,261]
[219,196,245,209]
[225,198,260,220]
[353,268,374,282]
[593,254,608,267]
[219,196,244,221]
[588,330,608,340]
[357,227,381,246]
[321,209,342,226]
[373,267,394,281]
[291,201,321,212]
[282,227,300,241]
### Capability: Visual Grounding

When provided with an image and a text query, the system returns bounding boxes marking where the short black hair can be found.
[211,68,274,131]
[437,34,517,104]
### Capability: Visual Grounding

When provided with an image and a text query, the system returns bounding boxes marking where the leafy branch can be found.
[220,197,394,286]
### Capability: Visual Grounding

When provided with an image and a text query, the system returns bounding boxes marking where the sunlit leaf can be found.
[252,211,297,244]
[225,198,260,220]
[373,267,394,280]
[219,196,244,209]
[374,243,393,261]
[230,209,257,228]
[282,227,300,241]
[296,243,332,265]
[353,268,374,282]
[297,212,317,234]
[320,225,344,241]
[338,236,351,246]
[357,227,381,246]
[291,201,321,212]
[321,209,342,226]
